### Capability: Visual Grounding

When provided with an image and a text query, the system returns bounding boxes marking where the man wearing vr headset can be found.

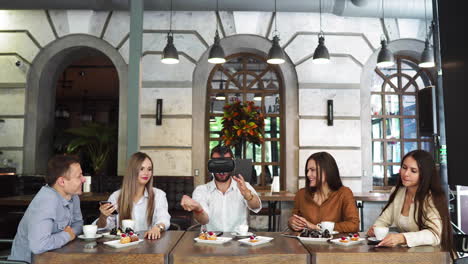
[181,145,261,232]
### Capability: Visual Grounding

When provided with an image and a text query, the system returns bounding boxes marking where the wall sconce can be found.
[327,100,333,126]
[156,99,163,125]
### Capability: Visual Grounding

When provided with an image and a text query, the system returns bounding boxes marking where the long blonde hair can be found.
[118,152,155,228]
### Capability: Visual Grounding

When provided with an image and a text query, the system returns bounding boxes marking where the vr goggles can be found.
[207,158,235,173]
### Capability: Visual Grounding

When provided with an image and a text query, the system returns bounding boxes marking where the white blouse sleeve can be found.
[402,197,442,247]
[93,191,119,229]
[152,188,171,230]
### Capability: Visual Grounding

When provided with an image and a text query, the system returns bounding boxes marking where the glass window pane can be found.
[373,165,384,186]
[386,118,400,139]
[387,165,400,185]
[265,165,280,185]
[385,95,400,115]
[246,73,260,90]
[402,96,416,115]
[209,140,221,151]
[405,85,416,92]
[245,93,262,107]
[404,141,418,154]
[380,67,396,78]
[265,141,280,163]
[403,118,417,139]
[421,141,433,153]
[227,93,243,103]
[415,74,430,91]
[386,141,401,163]
[265,117,280,138]
[371,94,382,115]
[209,97,226,113]
[371,72,384,92]
[209,116,223,134]
[372,141,384,162]
[372,118,383,139]
[251,165,262,185]
[245,142,262,163]
[384,81,396,92]
[265,71,279,90]
[401,76,411,91]
[265,94,280,114]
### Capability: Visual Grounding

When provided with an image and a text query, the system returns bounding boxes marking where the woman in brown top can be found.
[288,152,359,232]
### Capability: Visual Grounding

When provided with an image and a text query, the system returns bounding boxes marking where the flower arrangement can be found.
[221,100,265,154]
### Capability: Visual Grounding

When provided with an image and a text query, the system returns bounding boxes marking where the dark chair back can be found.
[17,176,45,195]
[454,234,468,253]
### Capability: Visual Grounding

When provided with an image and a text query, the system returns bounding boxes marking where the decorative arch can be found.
[192,34,299,192]
[23,34,128,175]
[360,38,436,191]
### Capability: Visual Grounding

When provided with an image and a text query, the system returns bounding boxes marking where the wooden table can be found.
[33,231,185,264]
[258,191,295,231]
[170,231,309,264]
[300,233,450,264]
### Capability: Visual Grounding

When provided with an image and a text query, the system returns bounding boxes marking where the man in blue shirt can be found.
[8,155,85,263]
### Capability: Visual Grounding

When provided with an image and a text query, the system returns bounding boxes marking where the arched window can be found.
[371,56,434,188]
[206,53,284,188]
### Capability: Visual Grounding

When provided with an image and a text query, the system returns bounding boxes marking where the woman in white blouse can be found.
[367,150,453,254]
[96,152,171,239]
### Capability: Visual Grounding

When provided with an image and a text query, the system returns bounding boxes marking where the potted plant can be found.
[221,100,265,158]
[65,122,117,191]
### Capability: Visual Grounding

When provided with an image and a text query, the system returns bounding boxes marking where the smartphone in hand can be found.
[99,201,118,215]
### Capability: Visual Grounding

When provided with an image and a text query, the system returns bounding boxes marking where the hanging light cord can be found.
[319,0,323,36]
[273,0,278,36]
[216,0,219,34]
[423,0,428,39]
[169,0,173,35]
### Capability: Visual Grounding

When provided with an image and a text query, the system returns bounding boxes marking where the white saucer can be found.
[232,232,254,237]
[78,234,103,240]
[367,237,381,242]
[329,231,339,235]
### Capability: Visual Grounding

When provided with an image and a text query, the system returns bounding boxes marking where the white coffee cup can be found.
[317,221,335,232]
[374,226,389,240]
[237,224,249,235]
[122,219,136,231]
[83,224,98,238]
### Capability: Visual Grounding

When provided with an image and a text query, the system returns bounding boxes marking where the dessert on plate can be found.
[120,234,131,244]
[249,235,259,243]
[350,233,360,241]
[339,236,349,243]
[198,231,217,240]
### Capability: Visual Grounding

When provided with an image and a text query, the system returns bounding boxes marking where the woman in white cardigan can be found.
[367,150,453,253]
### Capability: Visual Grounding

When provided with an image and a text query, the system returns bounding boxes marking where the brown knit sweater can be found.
[291,186,360,232]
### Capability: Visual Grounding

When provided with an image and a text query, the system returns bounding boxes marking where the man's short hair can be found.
[210,145,234,158]
[45,155,81,186]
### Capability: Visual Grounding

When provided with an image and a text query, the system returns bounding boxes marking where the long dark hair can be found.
[381,150,453,255]
[304,152,343,195]
[118,152,155,228]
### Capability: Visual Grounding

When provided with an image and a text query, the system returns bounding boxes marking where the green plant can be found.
[65,122,117,174]
[221,100,265,157]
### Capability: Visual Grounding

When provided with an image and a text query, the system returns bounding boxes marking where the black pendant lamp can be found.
[161,0,179,64]
[313,0,330,64]
[267,0,285,64]
[419,0,435,68]
[208,0,226,64]
[377,0,394,68]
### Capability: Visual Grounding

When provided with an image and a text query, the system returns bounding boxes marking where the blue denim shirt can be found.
[8,185,83,263]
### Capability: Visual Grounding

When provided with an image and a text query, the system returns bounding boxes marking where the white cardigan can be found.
[373,187,442,247]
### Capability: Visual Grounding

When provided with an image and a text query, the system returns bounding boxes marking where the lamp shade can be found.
[419,39,435,68]
[312,36,330,64]
[208,31,226,64]
[161,35,179,64]
[267,35,285,64]
[377,39,395,68]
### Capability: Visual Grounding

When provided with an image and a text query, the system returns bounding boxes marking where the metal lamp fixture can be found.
[161,0,179,64]
[376,0,394,68]
[313,0,330,64]
[208,0,226,64]
[267,0,285,64]
[419,0,435,68]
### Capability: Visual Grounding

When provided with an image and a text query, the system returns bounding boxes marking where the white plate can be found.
[232,232,254,238]
[330,231,339,235]
[367,237,381,242]
[78,234,103,240]
[238,236,274,246]
[297,235,332,242]
[330,237,365,246]
[103,239,144,248]
[194,236,232,244]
